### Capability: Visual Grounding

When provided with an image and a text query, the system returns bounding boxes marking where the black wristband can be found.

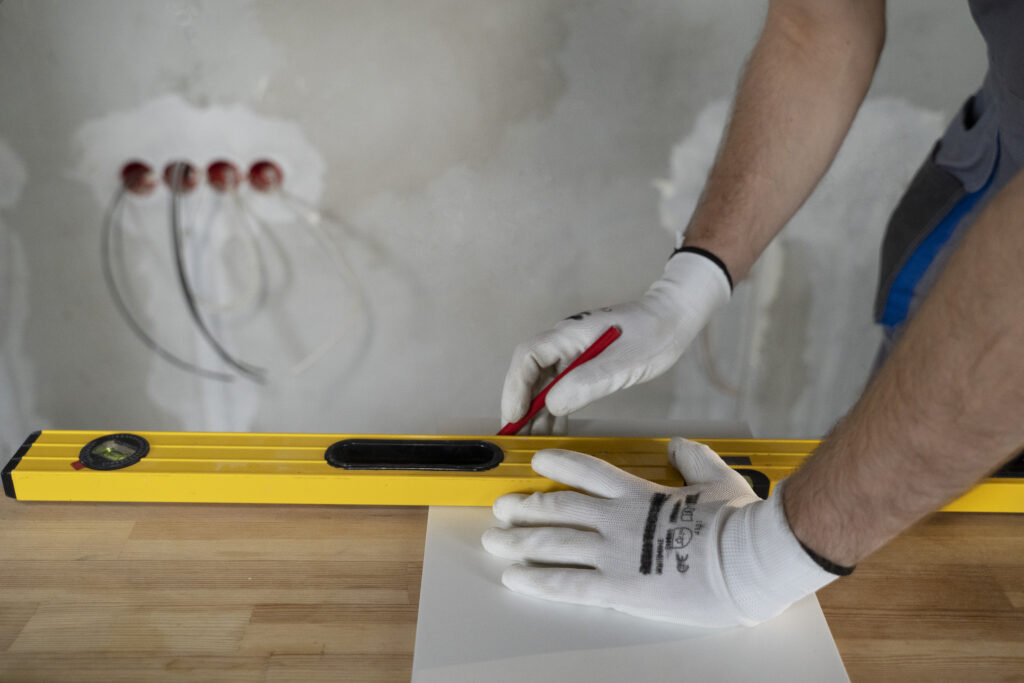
[798,539,856,577]
[670,246,734,291]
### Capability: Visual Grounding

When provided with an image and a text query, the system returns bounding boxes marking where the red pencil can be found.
[498,326,622,436]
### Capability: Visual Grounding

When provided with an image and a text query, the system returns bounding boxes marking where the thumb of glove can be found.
[668,437,751,490]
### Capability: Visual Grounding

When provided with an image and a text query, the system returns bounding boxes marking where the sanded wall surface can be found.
[0,1,987,454]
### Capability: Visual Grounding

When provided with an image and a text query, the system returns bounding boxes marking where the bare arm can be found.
[786,169,1024,567]
[683,0,886,280]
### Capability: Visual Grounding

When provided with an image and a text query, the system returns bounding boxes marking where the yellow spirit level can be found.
[3,430,1022,512]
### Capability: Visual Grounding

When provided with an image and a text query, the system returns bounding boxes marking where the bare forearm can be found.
[786,169,1024,567]
[683,0,885,280]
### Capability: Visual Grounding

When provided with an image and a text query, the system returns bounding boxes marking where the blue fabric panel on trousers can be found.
[878,167,996,327]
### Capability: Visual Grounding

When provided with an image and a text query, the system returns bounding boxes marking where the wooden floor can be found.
[1,498,1021,682]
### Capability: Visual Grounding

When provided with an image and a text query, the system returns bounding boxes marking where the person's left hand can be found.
[482,438,841,627]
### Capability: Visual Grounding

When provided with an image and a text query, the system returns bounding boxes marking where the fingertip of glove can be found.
[500,563,531,593]
[668,436,701,452]
[481,527,504,553]
[492,492,527,522]
[669,437,752,492]
[542,386,574,417]
[668,436,712,465]
[500,392,530,426]
[530,448,585,476]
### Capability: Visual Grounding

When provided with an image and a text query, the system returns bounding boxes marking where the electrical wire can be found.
[186,190,269,316]
[229,189,285,309]
[275,190,373,377]
[166,164,266,383]
[100,186,235,382]
[698,324,742,397]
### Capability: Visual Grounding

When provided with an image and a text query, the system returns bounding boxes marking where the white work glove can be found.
[482,438,844,627]
[501,251,731,435]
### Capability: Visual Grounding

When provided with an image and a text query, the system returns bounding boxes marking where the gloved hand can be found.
[482,438,843,627]
[500,251,731,435]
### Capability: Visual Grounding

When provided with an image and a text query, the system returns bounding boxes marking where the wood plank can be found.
[240,604,417,655]
[0,521,134,560]
[864,512,1024,567]
[116,537,421,562]
[831,639,1024,683]
[10,604,253,654]
[819,512,1024,682]
[127,506,423,540]
[240,624,416,656]
[0,560,415,605]
[0,653,414,683]
[119,505,426,562]
[265,654,413,683]
[0,654,269,683]
[817,563,1014,613]
[0,603,39,651]
[988,564,1024,609]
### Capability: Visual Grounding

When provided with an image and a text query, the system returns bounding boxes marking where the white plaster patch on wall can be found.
[71,93,324,211]
[70,95,333,431]
[0,138,42,460]
[656,98,945,437]
[774,97,945,436]
[655,100,730,246]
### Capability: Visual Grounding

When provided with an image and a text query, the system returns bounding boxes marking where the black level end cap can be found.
[3,430,42,500]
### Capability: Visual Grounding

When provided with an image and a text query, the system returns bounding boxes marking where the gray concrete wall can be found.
[0,1,987,454]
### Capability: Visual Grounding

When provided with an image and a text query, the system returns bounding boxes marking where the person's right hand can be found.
[500,250,731,434]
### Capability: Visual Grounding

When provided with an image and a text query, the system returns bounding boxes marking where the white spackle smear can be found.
[655,99,730,245]
[656,98,945,437]
[0,138,43,460]
[70,95,327,431]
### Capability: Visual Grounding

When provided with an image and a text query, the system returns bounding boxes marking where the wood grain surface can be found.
[1,497,1021,682]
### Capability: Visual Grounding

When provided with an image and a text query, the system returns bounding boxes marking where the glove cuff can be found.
[719,479,842,625]
[648,250,731,328]
[797,538,856,577]
[670,246,733,291]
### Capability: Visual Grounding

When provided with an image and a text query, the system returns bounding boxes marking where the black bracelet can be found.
[798,539,856,577]
[670,246,734,291]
